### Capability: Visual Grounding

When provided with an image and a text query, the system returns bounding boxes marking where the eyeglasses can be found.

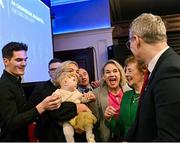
[49,68,57,71]
[125,37,134,50]
[126,40,131,50]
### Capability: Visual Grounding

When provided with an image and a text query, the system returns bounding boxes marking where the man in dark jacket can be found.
[125,13,180,141]
[0,42,61,141]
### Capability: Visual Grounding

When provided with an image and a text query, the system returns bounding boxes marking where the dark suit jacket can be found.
[126,48,180,141]
[29,80,77,142]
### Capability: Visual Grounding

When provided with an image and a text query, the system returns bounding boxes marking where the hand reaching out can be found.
[76,103,91,113]
[91,80,100,89]
[36,93,62,114]
[83,91,96,101]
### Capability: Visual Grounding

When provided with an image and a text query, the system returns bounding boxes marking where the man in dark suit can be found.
[125,13,180,141]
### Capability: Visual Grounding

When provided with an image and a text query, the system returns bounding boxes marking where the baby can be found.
[54,71,97,143]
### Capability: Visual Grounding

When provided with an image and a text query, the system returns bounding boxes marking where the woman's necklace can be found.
[132,92,140,103]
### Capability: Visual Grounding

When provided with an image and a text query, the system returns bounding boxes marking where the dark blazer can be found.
[29,80,77,142]
[126,48,180,141]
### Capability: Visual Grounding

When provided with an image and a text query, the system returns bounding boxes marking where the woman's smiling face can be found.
[125,62,144,88]
[103,63,121,90]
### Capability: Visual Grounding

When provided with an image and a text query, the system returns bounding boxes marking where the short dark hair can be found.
[2,42,28,59]
[48,58,62,68]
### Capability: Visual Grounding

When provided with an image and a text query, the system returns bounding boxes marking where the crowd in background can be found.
[1,12,180,142]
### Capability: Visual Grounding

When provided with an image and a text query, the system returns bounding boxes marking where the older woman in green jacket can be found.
[116,56,147,141]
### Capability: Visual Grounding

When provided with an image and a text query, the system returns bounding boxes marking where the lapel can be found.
[93,85,108,119]
[99,86,109,118]
[127,48,175,139]
[146,48,175,87]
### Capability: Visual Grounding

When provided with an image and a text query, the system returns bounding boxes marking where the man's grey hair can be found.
[129,13,167,43]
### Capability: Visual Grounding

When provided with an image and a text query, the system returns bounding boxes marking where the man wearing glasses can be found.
[125,13,180,141]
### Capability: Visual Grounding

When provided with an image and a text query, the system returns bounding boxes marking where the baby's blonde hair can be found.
[54,60,79,87]
[57,72,78,87]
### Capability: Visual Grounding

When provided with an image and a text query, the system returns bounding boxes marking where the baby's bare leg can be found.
[63,122,75,143]
[85,124,95,143]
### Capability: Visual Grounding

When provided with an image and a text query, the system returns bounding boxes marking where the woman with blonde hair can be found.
[54,60,98,142]
[54,60,79,83]
[92,59,129,141]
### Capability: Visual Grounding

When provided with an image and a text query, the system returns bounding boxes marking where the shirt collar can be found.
[78,84,93,93]
[3,70,22,83]
[50,79,57,86]
[148,46,169,73]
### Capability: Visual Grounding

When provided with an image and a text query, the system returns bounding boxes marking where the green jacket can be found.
[105,90,139,140]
